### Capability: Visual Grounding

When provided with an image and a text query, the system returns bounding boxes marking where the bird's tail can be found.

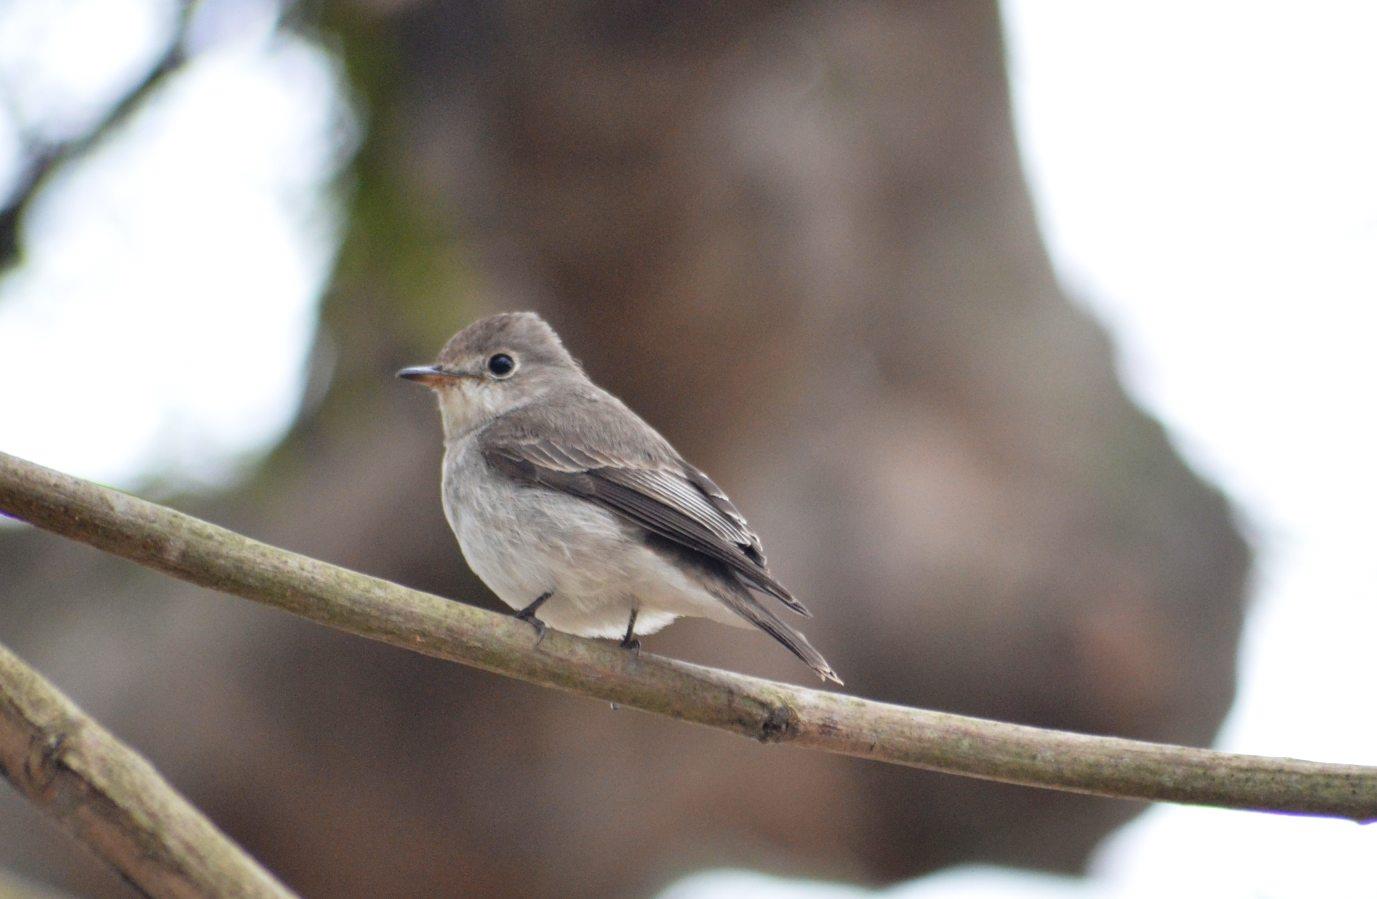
[714,580,842,685]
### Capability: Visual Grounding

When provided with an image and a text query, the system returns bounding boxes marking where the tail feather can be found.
[714,580,842,685]
[766,581,813,618]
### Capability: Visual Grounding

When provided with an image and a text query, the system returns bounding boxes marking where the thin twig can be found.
[1,450,1374,823]
[0,639,295,897]
[0,2,197,266]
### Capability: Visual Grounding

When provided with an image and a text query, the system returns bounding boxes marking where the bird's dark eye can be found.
[486,353,516,378]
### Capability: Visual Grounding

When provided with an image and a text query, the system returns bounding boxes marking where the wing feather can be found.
[479,401,810,617]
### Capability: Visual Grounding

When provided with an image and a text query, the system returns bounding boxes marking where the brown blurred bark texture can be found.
[0,1,1249,896]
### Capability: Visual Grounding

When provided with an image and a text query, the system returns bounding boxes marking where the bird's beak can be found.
[397,365,466,388]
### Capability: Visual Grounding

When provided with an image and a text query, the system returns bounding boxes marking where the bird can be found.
[398,311,840,684]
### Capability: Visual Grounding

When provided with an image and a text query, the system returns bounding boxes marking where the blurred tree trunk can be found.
[0,1,1248,896]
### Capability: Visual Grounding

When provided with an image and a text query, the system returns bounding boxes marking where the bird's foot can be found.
[619,607,640,657]
[516,591,553,646]
[516,608,548,646]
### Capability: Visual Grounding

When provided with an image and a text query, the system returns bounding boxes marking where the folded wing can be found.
[479,400,810,617]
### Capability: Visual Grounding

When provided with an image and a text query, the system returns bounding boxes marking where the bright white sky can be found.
[0,1,1373,896]
[0,0,348,491]
[1003,2,1377,895]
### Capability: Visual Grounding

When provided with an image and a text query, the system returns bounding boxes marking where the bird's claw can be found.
[515,591,552,646]
[516,609,548,646]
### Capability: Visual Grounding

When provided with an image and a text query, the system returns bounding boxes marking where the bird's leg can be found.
[619,607,641,656]
[516,591,552,645]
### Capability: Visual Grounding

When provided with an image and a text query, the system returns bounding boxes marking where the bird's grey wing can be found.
[479,412,810,617]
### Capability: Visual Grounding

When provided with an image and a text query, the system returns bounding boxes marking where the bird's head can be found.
[398,311,582,439]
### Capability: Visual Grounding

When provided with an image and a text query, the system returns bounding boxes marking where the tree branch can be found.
[2,449,1374,823]
[0,639,294,897]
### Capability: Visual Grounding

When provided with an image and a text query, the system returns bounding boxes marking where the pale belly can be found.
[442,444,744,639]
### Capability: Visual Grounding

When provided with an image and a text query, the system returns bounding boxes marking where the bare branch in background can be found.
[0,639,293,897]
[0,2,196,267]
[1,450,1373,823]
